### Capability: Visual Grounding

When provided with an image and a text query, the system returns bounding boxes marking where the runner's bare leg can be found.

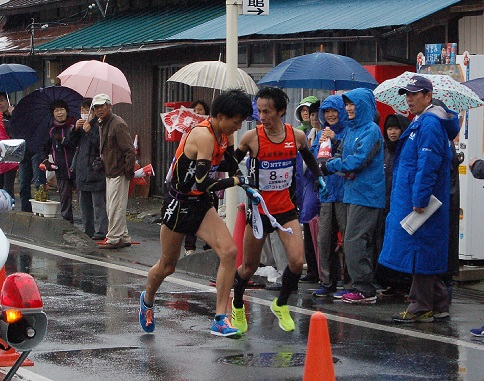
[197,207,238,315]
[144,225,185,304]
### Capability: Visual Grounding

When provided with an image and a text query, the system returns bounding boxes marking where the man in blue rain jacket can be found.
[378,75,460,323]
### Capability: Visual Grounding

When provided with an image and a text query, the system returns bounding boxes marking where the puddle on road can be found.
[218,352,339,367]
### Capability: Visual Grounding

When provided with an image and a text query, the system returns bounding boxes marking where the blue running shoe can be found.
[211,314,242,338]
[139,291,155,333]
[312,285,336,297]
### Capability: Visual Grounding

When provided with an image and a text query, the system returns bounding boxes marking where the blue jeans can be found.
[19,152,46,212]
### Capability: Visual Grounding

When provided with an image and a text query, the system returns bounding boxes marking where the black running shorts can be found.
[246,207,298,235]
[161,194,214,235]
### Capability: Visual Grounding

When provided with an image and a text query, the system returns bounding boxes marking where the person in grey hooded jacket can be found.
[321,88,385,304]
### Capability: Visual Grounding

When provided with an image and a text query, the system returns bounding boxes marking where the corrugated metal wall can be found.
[459,14,484,54]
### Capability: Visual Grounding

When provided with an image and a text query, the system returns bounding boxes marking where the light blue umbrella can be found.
[258,52,378,90]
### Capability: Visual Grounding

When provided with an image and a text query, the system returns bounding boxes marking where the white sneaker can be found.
[185,249,195,256]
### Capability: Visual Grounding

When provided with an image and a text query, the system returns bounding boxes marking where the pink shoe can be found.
[342,292,376,304]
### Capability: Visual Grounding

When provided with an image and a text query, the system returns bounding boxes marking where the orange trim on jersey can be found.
[170,119,228,196]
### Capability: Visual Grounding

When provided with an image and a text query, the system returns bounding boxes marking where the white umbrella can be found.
[167,61,258,95]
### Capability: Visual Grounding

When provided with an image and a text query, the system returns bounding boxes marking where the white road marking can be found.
[10,239,484,353]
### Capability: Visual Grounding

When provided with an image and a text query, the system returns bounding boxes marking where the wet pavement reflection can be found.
[4,244,484,381]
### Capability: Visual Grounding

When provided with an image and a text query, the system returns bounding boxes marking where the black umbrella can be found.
[0,63,38,93]
[9,86,82,152]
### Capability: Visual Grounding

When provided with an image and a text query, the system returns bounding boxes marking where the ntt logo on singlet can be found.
[260,160,292,169]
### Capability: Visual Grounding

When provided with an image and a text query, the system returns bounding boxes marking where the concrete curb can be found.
[0,211,99,255]
[176,250,219,280]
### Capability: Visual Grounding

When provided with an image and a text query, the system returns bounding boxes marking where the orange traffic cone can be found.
[0,266,34,367]
[233,203,246,269]
[303,311,335,381]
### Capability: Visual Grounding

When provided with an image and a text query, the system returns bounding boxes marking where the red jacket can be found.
[0,113,19,175]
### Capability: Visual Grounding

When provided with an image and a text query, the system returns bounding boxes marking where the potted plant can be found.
[29,185,61,217]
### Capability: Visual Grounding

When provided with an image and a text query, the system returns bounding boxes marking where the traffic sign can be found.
[242,0,269,16]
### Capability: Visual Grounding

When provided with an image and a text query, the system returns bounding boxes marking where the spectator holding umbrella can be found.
[41,99,77,223]
[378,76,460,322]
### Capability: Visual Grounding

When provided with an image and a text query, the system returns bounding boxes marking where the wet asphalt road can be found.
[3,239,484,381]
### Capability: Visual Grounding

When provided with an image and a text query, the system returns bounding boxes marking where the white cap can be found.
[91,94,111,106]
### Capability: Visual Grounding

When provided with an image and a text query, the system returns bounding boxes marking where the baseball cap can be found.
[91,93,111,106]
[398,75,433,95]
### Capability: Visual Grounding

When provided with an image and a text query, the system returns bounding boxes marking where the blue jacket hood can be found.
[318,95,348,135]
[342,88,376,129]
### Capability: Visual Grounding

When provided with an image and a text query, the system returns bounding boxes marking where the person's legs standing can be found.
[79,190,95,237]
[32,153,46,189]
[105,175,130,244]
[184,234,197,254]
[92,189,108,239]
[19,153,34,212]
[317,203,336,290]
[300,223,318,282]
[343,204,379,297]
[407,274,448,314]
[57,178,74,223]
[334,202,351,289]
[3,169,17,201]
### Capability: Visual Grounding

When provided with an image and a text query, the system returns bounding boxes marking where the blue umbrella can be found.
[0,63,39,93]
[9,86,82,152]
[258,52,378,91]
[463,77,484,101]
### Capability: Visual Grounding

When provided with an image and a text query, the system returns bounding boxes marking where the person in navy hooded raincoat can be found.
[321,88,385,304]
[378,75,460,323]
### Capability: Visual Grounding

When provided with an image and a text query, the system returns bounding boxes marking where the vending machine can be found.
[455,54,484,262]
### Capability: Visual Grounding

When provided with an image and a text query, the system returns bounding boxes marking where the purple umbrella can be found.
[9,86,82,152]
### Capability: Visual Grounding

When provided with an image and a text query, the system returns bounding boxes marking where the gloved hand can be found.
[316,176,329,202]
[236,176,261,204]
[320,161,333,176]
[236,175,257,189]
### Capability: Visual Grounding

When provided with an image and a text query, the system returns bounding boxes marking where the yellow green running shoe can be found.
[270,298,295,332]
[231,300,248,333]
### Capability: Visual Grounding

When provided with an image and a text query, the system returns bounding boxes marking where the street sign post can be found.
[242,0,269,16]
